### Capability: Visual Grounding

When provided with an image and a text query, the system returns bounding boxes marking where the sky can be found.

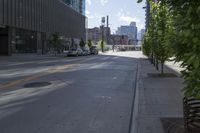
[86,0,146,33]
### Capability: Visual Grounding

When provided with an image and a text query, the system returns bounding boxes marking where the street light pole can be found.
[102,25,104,52]
[101,17,105,52]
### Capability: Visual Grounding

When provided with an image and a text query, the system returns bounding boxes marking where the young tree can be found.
[154,1,172,74]
[142,33,151,57]
[139,0,200,99]
[79,38,85,49]
[87,40,93,49]
[140,0,173,74]
[49,32,62,55]
[100,40,105,52]
[97,40,105,52]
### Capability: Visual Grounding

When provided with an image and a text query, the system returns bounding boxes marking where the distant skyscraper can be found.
[116,22,137,41]
[145,0,150,30]
[130,22,136,27]
[141,29,145,40]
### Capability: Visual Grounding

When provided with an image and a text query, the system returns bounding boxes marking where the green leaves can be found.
[192,37,199,43]
[194,60,200,69]
[196,6,200,17]
[141,0,200,99]
[182,30,191,37]
[166,0,200,99]
[141,0,172,73]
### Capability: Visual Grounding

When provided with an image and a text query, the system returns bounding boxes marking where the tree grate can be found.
[147,73,178,78]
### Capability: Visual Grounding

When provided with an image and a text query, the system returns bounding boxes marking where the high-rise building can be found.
[87,27,101,45]
[110,35,129,45]
[130,22,136,27]
[0,0,86,55]
[62,0,85,15]
[116,22,138,41]
[141,29,145,40]
[137,29,145,46]
[87,26,111,45]
[145,0,150,30]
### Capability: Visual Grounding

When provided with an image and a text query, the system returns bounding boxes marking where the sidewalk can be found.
[135,56,184,133]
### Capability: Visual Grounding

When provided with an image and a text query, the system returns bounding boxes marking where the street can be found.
[0,52,141,133]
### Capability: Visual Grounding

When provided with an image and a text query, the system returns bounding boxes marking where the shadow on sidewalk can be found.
[141,58,183,77]
[138,57,186,133]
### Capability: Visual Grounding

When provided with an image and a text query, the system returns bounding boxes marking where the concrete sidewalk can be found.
[135,56,184,133]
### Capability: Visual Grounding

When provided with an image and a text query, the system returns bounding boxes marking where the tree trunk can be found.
[156,59,159,70]
[161,63,164,75]
[153,57,156,66]
[151,53,153,64]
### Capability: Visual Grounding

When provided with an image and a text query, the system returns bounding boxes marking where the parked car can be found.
[77,48,83,56]
[67,48,83,56]
[90,46,98,55]
[82,48,90,56]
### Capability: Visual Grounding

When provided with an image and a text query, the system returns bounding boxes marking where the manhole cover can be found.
[147,73,178,78]
[24,82,51,88]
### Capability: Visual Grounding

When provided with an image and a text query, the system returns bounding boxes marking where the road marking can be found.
[0,57,97,90]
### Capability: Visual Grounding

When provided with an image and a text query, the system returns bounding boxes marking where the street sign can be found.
[101,17,105,24]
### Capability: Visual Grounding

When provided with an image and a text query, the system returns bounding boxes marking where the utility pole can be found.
[102,25,104,52]
[101,17,105,52]
[106,16,109,45]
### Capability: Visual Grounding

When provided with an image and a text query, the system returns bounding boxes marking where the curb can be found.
[129,58,141,133]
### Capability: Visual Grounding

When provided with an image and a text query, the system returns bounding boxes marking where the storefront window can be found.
[15,29,37,53]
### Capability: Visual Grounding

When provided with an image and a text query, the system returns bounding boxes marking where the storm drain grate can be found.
[147,73,178,78]
[24,82,51,88]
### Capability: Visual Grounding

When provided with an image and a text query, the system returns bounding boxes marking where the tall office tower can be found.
[145,0,150,30]
[116,22,138,41]
[62,0,85,15]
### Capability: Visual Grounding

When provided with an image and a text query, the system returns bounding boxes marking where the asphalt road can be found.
[0,51,140,133]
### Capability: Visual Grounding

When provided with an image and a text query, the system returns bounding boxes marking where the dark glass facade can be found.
[61,0,85,15]
[0,0,86,55]
[15,29,37,53]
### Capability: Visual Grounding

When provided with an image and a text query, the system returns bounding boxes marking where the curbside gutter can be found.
[128,58,141,133]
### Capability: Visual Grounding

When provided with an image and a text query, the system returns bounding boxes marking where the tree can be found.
[142,32,151,57]
[87,40,93,49]
[166,0,200,98]
[100,40,105,52]
[154,1,172,74]
[140,0,173,74]
[49,32,63,55]
[97,40,105,52]
[79,38,85,49]
[139,0,200,99]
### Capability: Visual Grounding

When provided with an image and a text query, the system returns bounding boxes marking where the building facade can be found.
[140,29,145,40]
[116,22,138,41]
[87,27,100,45]
[145,0,150,30]
[61,0,85,15]
[0,0,86,55]
[87,26,111,45]
[110,35,129,46]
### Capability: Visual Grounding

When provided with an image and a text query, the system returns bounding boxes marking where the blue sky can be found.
[86,0,146,33]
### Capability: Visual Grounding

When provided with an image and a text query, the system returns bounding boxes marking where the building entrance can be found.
[0,35,9,55]
[0,28,9,55]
